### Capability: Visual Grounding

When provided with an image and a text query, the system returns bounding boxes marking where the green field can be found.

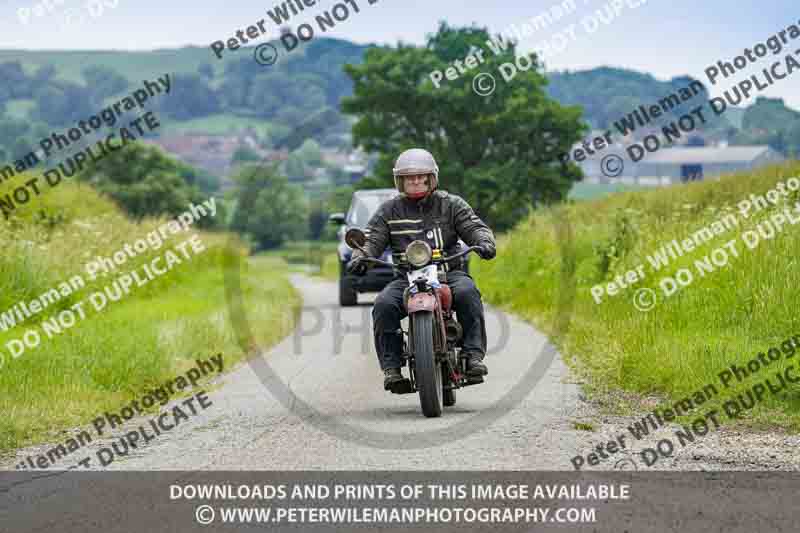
[4,100,279,136]
[0,177,299,454]
[0,48,227,86]
[568,182,649,201]
[475,160,800,430]
[158,113,280,137]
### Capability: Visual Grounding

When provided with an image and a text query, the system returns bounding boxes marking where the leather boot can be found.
[383,368,403,390]
[465,354,488,376]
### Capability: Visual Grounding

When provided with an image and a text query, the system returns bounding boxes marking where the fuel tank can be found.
[436,284,452,313]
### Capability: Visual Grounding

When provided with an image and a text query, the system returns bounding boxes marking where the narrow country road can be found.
[3,274,586,471]
[4,274,800,533]
[5,274,799,474]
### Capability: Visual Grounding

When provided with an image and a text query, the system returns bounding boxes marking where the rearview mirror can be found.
[328,212,345,225]
[345,228,367,251]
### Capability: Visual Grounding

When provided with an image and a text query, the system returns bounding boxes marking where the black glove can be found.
[346,256,368,275]
[475,241,496,260]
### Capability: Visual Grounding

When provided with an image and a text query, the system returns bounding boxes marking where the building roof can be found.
[644,145,773,164]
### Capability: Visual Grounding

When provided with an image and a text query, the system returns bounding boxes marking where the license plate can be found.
[407,264,438,285]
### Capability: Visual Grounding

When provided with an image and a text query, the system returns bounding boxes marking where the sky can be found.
[1,0,798,110]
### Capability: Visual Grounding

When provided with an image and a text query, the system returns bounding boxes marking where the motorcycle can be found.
[345,228,485,418]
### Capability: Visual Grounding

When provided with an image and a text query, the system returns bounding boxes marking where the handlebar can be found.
[357,246,480,270]
[440,245,478,264]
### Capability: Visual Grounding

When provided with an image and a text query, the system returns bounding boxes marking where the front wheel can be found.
[411,311,442,418]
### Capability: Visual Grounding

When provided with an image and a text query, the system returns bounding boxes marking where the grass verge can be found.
[475,160,800,431]
[0,179,299,454]
[318,253,340,281]
[264,240,339,275]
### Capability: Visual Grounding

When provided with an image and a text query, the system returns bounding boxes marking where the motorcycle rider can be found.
[347,148,497,391]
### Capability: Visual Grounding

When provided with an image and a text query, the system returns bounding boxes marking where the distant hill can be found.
[0,38,368,161]
[546,67,709,130]
[545,66,751,142]
[732,96,800,155]
[0,41,797,166]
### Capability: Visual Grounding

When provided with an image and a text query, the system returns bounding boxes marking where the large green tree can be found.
[229,164,309,250]
[341,22,586,230]
[77,143,216,226]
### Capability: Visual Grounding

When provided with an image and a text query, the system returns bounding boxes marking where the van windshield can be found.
[347,193,396,227]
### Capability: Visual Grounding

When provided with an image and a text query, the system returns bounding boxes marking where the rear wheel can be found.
[339,262,357,307]
[411,311,442,418]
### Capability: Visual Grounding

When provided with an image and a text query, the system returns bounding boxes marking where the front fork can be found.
[403,315,469,392]
[403,285,482,390]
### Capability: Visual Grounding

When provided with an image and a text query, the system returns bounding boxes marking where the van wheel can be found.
[339,262,357,306]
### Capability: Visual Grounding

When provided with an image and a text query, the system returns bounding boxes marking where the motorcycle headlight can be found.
[406,240,432,267]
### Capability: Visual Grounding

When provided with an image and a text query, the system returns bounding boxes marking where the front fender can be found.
[407,292,436,313]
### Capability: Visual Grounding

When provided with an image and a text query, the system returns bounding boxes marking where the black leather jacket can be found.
[353,190,495,272]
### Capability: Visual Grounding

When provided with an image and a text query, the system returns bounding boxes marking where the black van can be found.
[329,189,398,306]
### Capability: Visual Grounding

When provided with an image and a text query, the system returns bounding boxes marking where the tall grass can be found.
[268,240,339,268]
[0,177,299,454]
[318,253,340,280]
[475,161,800,430]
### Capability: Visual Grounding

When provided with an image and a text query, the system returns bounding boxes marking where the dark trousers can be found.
[372,270,487,370]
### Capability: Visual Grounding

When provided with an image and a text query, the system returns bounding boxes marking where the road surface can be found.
[5,274,797,472]
[3,274,585,471]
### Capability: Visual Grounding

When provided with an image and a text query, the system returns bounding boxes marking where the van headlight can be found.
[406,240,432,267]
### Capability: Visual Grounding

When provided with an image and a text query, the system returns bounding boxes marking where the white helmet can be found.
[392,148,439,194]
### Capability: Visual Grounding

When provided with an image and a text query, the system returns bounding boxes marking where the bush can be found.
[229,164,309,250]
